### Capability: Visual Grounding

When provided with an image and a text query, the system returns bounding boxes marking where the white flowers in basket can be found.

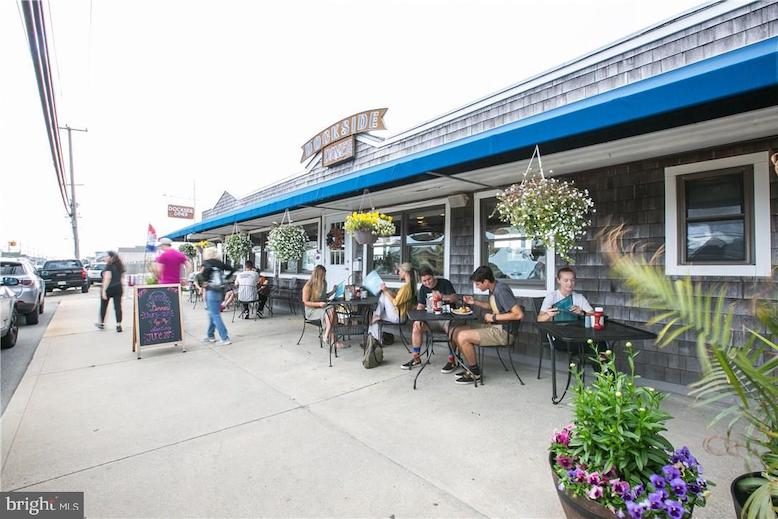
[268,224,308,262]
[495,155,594,262]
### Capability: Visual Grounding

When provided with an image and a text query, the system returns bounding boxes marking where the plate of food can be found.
[452,306,473,316]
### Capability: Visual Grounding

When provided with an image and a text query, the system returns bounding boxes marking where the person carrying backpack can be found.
[201,247,235,345]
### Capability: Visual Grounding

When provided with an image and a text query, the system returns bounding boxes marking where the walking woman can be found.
[302,265,341,348]
[368,262,417,344]
[96,251,126,332]
[201,247,235,345]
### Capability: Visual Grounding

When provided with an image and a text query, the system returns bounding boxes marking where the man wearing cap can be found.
[154,238,189,285]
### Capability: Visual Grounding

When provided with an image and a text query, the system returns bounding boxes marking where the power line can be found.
[20,0,69,214]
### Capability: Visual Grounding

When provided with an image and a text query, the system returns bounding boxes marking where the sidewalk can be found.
[2,291,742,518]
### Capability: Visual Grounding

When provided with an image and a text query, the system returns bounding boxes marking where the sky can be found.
[0,0,707,260]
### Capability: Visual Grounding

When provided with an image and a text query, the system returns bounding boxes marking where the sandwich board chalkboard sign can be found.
[132,284,185,358]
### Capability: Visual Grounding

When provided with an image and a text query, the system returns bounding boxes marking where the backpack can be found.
[207,266,225,291]
[362,334,384,369]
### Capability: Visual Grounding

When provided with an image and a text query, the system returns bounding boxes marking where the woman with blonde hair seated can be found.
[302,265,342,348]
[368,262,417,345]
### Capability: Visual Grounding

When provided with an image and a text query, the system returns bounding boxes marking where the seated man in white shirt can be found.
[235,261,260,319]
[537,267,593,322]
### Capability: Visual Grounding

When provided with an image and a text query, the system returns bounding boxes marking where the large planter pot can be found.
[730,472,763,518]
[354,230,378,245]
[549,453,614,519]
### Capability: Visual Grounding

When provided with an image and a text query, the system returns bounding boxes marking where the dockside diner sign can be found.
[301,108,387,163]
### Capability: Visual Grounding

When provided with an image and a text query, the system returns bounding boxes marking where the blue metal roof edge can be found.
[167,36,778,240]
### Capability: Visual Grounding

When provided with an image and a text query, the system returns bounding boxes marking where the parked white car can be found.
[0,277,20,349]
[87,262,106,285]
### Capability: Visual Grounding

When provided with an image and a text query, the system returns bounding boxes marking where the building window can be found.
[300,222,320,273]
[369,206,445,277]
[250,221,319,274]
[480,198,546,286]
[664,152,771,277]
[677,167,753,265]
[327,222,345,265]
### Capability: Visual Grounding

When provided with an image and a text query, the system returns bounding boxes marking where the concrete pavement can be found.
[1,291,743,518]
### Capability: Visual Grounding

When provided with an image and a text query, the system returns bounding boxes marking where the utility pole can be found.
[58,125,88,259]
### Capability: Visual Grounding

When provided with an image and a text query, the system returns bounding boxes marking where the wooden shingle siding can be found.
[512,137,778,386]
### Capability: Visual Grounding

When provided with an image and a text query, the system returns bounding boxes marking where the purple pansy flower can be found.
[632,484,645,499]
[696,476,707,489]
[625,501,643,519]
[648,490,666,510]
[664,499,684,519]
[670,478,687,497]
[571,467,587,483]
[649,473,666,489]
[587,485,603,500]
[662,464,681,481]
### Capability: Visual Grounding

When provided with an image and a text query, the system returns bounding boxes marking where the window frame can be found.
[665,152,772,277]
[676,166,753,266]
[249,217,321,278]
[365,198,450,284]
[368,201,449,282]
[474,190,554,296]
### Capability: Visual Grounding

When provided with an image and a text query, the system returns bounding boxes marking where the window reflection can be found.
[481,198,546,285]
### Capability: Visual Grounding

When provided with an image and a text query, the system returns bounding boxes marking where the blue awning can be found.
[167,36,778,240]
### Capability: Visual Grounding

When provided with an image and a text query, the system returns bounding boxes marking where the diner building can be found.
[168,0,778,387]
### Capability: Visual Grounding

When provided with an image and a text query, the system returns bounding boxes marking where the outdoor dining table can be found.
[324,296,379,367]
[535,320,657,405]
[406,308,482,390]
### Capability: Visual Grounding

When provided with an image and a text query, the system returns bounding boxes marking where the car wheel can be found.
[1,309,19,349]
[25,309,39,325]
[81,284,89,293]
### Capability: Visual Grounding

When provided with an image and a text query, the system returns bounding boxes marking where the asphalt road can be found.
[1,295,61,414]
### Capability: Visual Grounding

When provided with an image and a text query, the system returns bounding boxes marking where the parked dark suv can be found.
[40,259,90,294]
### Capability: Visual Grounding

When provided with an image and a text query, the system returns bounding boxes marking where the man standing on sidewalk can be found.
[154,238,189,285]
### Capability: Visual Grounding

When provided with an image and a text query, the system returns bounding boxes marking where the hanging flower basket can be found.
[495,176,594,263]
[344,211,394,245]
[268,224,308,262]
[225,233,252,265]
[178,243,197,259]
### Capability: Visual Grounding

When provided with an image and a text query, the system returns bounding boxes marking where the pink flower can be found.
[586,472,603,486]
[587,485,604,500]
[556,455,574,469]
[553,426,573,446]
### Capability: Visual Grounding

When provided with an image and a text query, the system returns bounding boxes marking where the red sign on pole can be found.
[167,204,194,219]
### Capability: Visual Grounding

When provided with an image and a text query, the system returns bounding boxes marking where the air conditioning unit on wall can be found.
[447,194,470,208]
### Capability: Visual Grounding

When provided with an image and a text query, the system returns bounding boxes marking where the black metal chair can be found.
[232,288,261,322]
[296,311,323,350]
[474,316,525,387]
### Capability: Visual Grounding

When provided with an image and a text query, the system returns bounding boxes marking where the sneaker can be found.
[400,357,422,370]
[116,325,122,333]
[455,371,481,385]
[441,361,458,374]
[202,337,217,343]
[219,339,232,345]
[94,323,104,330]
[455,369,468,377]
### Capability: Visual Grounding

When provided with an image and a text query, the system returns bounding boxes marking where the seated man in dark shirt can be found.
[401,266,459,370]
[451,265,524,385]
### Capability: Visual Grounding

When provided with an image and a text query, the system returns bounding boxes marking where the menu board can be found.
[132,284,184,357]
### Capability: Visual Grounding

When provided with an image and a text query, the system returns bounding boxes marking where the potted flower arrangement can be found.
[550,343,709,518]
[603,227,777,519]
[225,233,252,266]
[344,211,395,245]
[495,176,594,262]
[268,224,307,262]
